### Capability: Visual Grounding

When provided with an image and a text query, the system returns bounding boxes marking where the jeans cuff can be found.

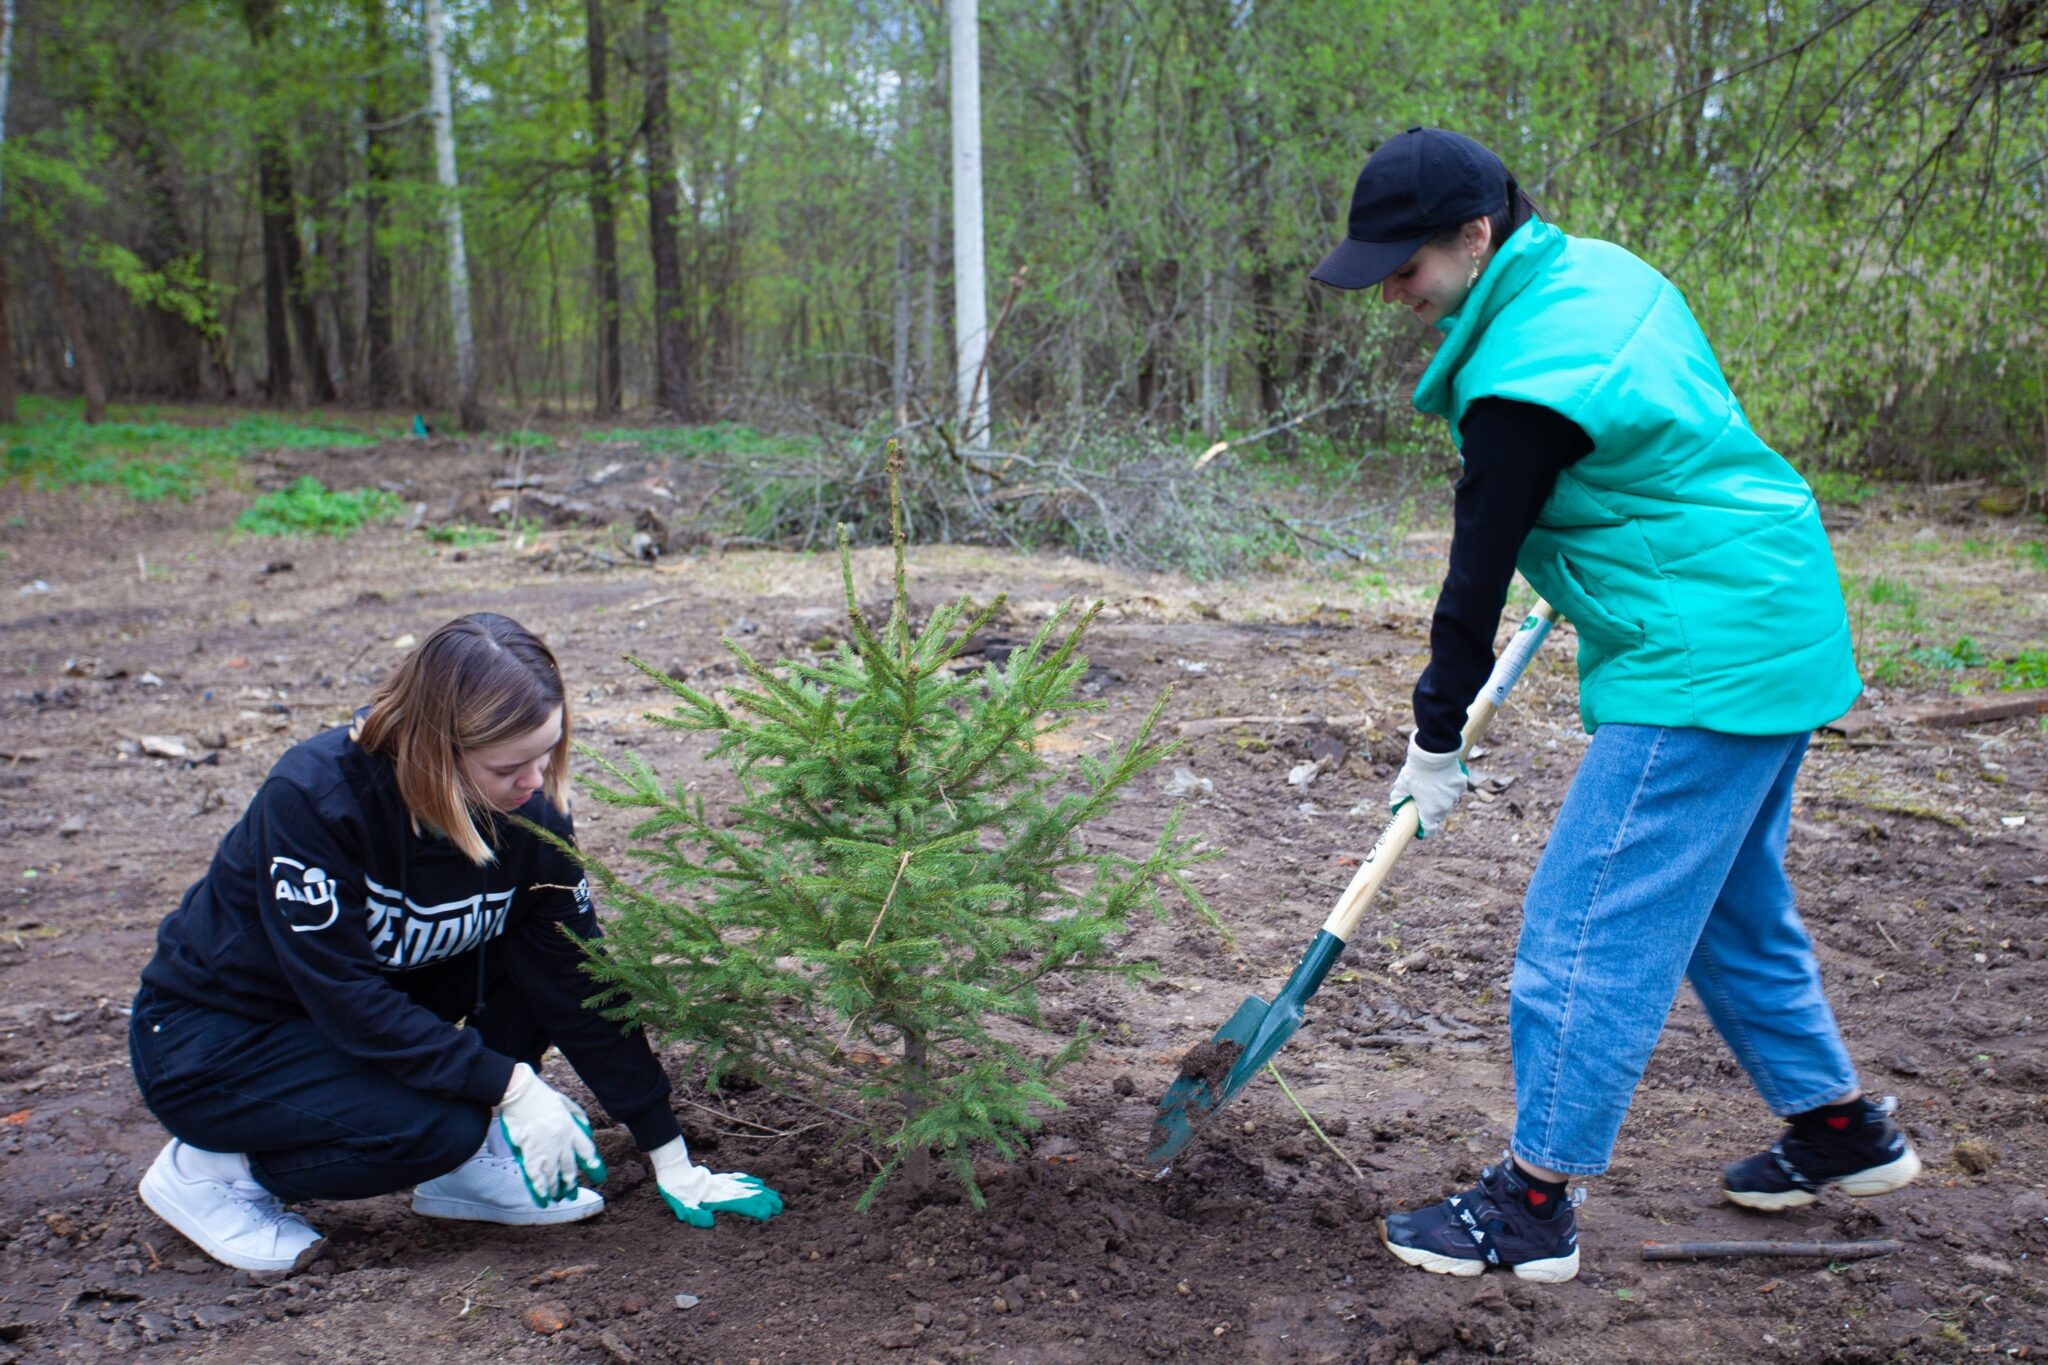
[1767,1079,1862,1119]
[1509,1141,1608,1179]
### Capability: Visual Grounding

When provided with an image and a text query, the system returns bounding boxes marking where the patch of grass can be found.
[235,477,401,537]
[1865,575,1920,612]
[425,523,505,548]
[1,397,381,502]
[1908,636,1987,672]
[2022,540,2048,572]
[585,421,817,460]
[1993,649,2048,690]
[1808,470,1876,505]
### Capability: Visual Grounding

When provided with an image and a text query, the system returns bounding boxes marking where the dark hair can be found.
[356,612,571,864]
[1431,177,1543,249]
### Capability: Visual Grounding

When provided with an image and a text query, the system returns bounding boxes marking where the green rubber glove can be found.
[497,1063,608,1206]
[647,1136,784,1228]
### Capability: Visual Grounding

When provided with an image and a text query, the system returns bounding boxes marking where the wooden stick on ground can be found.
[1641,1239,1902,1262]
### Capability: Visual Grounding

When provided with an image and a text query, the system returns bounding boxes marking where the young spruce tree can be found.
[572,447,1213,1206]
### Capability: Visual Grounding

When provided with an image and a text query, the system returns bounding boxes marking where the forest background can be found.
[5,0,2046,494]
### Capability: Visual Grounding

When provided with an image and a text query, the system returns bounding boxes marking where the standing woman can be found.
[132,613,781,1272]
[1309,128,1919,1283]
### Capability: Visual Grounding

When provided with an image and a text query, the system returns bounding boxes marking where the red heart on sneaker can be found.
[1528,1190,1548,1205]
[1827,1115,1851,1129]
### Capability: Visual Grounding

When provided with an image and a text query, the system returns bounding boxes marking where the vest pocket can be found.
[1544,554,1647,654]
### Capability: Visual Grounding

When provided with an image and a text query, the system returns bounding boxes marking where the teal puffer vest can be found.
[1413,221,1861,735]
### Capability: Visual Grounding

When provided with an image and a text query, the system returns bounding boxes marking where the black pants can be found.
[130,956,549,1202]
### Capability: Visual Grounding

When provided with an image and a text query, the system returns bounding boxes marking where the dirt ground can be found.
[2,434,2045,1365]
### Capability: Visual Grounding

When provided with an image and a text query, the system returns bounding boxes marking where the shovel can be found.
[1147,599,1561,1169]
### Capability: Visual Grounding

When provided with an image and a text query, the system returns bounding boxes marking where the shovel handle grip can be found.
[1321,599,1559,945]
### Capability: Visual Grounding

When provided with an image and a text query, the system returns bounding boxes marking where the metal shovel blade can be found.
[1146,930,1345,1167]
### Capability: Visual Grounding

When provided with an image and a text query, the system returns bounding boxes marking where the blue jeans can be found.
[1509,725,1859,1177]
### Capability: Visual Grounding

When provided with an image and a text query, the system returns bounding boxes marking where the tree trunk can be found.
[900,1028,932,1191]
[253,142,295,401]
[242,0,296,401]
[0,0,15,422]
[644,0,696,419]
[890,65,914,427]
[360,0,398,406]
[47,249,107,423]
[286,216,335,404]
[948,0,989,451]
[424,0,483,430]
[586,0,621,416]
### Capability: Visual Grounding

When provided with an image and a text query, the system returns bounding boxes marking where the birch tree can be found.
[948,0,989,452]
[424,0,482,430]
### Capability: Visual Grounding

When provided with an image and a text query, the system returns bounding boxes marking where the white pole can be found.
[948,0,989,452]
[424,0,481,429]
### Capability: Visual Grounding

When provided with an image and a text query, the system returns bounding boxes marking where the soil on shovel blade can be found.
[2,439,2045,1363]
[1172,1039,1245,1118]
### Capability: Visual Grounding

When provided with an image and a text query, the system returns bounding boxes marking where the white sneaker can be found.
[412,1144,606,1226]
[138,1139,324,1273]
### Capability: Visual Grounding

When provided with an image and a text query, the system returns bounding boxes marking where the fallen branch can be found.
[1887,689,2048,729]
[1640,1239,1902,1262]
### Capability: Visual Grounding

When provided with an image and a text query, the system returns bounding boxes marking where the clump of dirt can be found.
[1175,1038,1242,1105]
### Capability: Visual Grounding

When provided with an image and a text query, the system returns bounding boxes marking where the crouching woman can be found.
[131,612,780,1272]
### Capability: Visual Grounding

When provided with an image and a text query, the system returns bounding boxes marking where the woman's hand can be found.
[647,1136,784,1228]
[1389,736,1469,839]
[496,1063,607,1205]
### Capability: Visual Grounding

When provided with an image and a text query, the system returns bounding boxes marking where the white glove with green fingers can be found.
[648,1136,784,1228]
[1389,735,1469,839]
[497,1063,607,1205]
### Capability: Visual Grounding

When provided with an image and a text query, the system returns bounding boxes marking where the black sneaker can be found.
[1379,1158,1582,1283]
[1722,1095,1921,1211]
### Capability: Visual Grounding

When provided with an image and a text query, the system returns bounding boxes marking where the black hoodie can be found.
[140,721,681,1152]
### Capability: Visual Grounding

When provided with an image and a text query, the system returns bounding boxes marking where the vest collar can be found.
[1412,219,1567,421]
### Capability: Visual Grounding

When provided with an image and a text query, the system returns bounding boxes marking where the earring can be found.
[1467,257,1481,288]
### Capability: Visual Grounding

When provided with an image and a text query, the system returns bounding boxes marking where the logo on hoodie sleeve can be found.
[269,855,341,932]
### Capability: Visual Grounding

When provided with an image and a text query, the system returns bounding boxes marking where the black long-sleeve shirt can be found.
[141,721,682,1152]
[1411,397,1592,753]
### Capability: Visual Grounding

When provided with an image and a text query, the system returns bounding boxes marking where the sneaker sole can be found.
[1377,1219,1580,1283]
[1723,1145,1922,1210]
[411,1190,605,1226]
[1835,1146,1921,1197]
[138,1160,322,1273]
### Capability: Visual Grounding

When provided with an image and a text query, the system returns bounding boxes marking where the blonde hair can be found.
[356,613,572,865]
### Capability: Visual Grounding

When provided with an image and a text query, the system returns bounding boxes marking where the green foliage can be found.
[424,523,505,547]
[235,477,402,537]
[13,0,2042,482]
[1807,471,1876,506]
[1864,576,1920,611]
[1907,637,1987,672]
[1993,650,2048,691]
[567,453,1216,1209]
[2022,541,2048,573]
[0,398,377,502]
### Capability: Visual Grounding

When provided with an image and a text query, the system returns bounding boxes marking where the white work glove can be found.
[497,1063,607,1205]
[1388,735,1469,839]
[648,1136,784,1228]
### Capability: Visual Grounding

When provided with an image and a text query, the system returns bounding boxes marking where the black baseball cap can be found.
[1310,127,1514,291]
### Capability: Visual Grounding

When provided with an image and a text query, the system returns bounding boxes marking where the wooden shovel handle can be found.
[1321,599,1561,945]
